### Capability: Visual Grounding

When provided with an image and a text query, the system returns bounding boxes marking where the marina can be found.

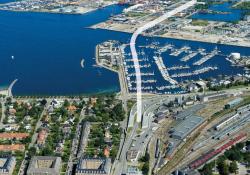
[122,40,248,95]
[0,4,249,96]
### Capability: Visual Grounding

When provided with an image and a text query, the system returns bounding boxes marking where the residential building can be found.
[37,129,48,146]
[103,147,110,158]
[77,122,90,158]
[127,166,143,175]
[75,157,111,175]
[0,144,25,152]
[27,156,61,175]
[0,133,29,140]
[0,156,16,175]
[67,105,77,112]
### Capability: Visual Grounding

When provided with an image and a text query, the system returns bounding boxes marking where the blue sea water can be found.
[0,4,249,96]
[0,5,131,96]
[191,2,245,22]
[0,0,14,4]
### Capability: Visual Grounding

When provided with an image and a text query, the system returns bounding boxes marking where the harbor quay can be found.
[90,1,250,48]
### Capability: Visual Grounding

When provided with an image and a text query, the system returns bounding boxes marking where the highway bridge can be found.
[129,0,197,125]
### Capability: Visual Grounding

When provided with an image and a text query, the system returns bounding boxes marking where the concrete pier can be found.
[8,79,18,97]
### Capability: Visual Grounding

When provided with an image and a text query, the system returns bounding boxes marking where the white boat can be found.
[80,59,85,68]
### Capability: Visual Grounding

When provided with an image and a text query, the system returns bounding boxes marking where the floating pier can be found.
[153,55,178,85]
[171,66,218,78]
[181,52,198,62]
[193,47,220,66]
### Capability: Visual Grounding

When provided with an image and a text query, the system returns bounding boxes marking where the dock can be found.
[180,52,198,62]
[8,79,18,97]
[171,66,218,78]
[193,47,220,66]
[153,56,178,85]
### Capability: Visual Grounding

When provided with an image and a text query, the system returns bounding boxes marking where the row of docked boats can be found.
[171,66,218,78]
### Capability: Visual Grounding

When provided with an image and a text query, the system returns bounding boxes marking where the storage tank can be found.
[230,53,241,59]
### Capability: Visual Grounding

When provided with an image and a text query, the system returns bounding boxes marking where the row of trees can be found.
[140,152,150,175]
[208,80,250,91]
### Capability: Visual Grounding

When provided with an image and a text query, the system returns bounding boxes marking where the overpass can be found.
[129,0,197,124]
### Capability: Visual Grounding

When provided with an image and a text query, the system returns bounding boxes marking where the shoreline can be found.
[11,88,120,98]
[0,2,118,15]
[89,25,250,48]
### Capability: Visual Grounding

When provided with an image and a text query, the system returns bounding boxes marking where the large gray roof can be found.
[27,156,61,175]
[171,115,204,140]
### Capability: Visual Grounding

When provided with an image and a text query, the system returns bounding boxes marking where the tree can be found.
[140,152,150,162]
[246,140,250,147]
[224,146,243,161]
[217,160,229,175]
[200,161,215,175]
[112,103,125,121]
[141,161,149,175]
[22,137,31,144]
[243,152,250,168]
[236,142,245,150]
[110,146,118,161]
[40,99,47,106]
[6,97,12,105]
[41,145,53,156]
[229,161,238,174]
[63,100,70,108]
[27,147,36,158]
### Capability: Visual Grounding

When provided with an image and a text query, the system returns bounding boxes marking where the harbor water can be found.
[191,2,247,22]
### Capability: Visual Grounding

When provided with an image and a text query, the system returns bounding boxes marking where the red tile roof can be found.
[0,133,29,139]
[0,144,25,151]
[37,129,47,144]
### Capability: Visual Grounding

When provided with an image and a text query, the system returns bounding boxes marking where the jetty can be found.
[153,55,178,85]
[156,85,179,91]
[193,47,220,66]
[8,79,18,97]
[170,45,190,57]
[127,72,155,77]
[167,65,190,71]
[181,52,198,62]
[158,44,174,53]
[171,66,218,78]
